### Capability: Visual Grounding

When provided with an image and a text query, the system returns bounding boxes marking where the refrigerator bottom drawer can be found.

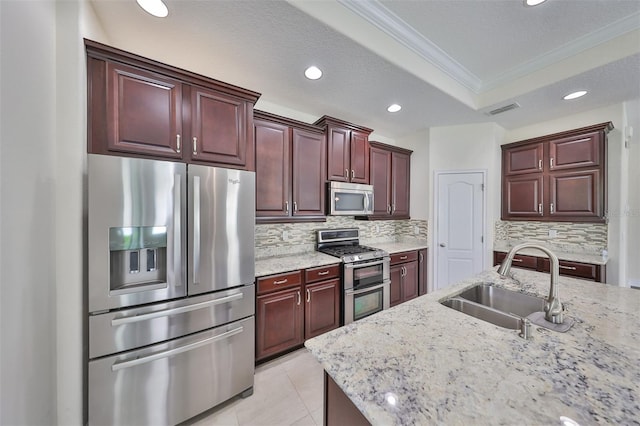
[88,316,254,426]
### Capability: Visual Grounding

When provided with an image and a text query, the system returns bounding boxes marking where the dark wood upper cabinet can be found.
[189,85,252,168]
[254,110,326,223]
[365,142,412,220]
[501,122,612,222]
[86,39,260,170]
[314,116,372,184]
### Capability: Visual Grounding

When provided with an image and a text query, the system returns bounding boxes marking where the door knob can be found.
[439,243,446,247]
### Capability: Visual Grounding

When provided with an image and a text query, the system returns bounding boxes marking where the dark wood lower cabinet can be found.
[325,372,370,426]
[418,249,428,295]
[390,251,419,307]
[256,265,340,362]
[305,278,340,340]
[493,251,605,282]
[256,287,304,360]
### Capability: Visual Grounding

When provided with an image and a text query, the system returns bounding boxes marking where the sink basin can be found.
[442,284,545,330]
[458,284,544,317]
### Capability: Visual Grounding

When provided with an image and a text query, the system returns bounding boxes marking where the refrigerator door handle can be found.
[110,292,244,326]
[174,173,183,286]
[111,326,244,371]
[193,175,201,285]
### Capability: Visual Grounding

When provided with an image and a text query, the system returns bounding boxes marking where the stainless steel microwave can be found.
[328,181,374,216]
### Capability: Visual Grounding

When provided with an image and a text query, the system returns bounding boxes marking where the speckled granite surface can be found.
[368,240,428,254]
[494,241,608,265]
[305,268,639,425]
[255,252,340,277]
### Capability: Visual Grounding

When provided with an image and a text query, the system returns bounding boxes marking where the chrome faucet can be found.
[497,243,564,324]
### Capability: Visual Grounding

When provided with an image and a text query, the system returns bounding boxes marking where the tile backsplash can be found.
[256,217,428,259]
[495,220,607,255]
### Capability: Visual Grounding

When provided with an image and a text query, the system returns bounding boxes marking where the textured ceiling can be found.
[88,0,640,140]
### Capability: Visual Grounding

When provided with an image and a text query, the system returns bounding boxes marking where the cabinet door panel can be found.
[549,169,601,219]
[292,128,326,216]
[255,119,291,218]
[369,147,392,216]
[256,287,303,360]
[350,131,369,183]
[305,279,340,339]
[549,131,600,170]
[503,175,544,218]
[327,127,350,182]
[106,62,183,158]
[389,265,402,307]
[418,249,428,296]
[391,152,411,218]
[402,261,419,302]
[503,143,543,175]
[191,86,249,168]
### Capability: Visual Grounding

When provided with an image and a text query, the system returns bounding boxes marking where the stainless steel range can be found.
[317,229,390,324]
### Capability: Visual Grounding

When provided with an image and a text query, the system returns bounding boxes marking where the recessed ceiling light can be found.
[387,104,402,113]
[304,66,322,80]
[563,90,587,100]
[136,0,168,18]
[524,0,547,6]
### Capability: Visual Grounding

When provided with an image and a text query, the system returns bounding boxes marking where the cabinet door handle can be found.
[419,253,423,263]
[550,157,554,169]
[538,203,543,215]
[176,134,181,153]
[192,137,198,155]
[512,258,523,263]
[297,290,301,306]
[273,279,288,285]
[318,270,329,276]
[285,201,289,213]
[392,204,396,214]
[293,201,298,212]
[387,205,392,214]
[550,203,555,214]
[399,255,408,260]
[351,169,355,180]
[538,159,542,170]
[306,289,311,303]
[345,169,349,179]
[559,265,577,271]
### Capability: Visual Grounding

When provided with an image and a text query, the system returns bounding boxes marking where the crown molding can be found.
[337,0,483,92]
[339,1,640,94]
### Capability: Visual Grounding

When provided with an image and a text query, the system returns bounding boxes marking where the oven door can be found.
[343,257,390,291]
[344,281,390,324]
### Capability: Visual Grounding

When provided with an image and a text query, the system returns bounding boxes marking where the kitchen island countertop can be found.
[305,268,640,425]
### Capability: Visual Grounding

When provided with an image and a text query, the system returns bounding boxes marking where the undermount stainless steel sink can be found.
[442,284,545,331]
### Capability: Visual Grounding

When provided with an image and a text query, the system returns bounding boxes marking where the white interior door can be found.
[435,172,485,290]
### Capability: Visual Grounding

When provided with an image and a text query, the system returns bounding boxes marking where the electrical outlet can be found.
[548,229,558,238]
[282,230,289,241]
[375,225,380,234]
[414,226,420,235]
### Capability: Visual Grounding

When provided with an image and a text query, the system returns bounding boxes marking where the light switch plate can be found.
[548,229,558,238]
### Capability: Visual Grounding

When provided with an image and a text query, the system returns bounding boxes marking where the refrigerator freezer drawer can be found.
[89,285,255,359]
[88,316,254,426]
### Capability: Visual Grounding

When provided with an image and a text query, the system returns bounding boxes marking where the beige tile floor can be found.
[187,349,325,426]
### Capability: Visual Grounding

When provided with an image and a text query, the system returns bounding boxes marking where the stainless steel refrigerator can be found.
[87,154,255,425]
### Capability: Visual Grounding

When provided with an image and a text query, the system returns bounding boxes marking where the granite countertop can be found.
[368,240,428,254]
[305,268,639,425]
[494,241,608,265]
[255,252,340,277]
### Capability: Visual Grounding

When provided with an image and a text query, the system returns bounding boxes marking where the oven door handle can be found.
[346,281,388,296]
[343,258,387,270]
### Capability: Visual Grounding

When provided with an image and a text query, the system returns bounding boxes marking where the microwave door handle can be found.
[364,193,370,212]
[192,175,201,286]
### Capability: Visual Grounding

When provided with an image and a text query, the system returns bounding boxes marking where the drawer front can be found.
[391,251,418,265]
[540,258,597,281]
[305,264,340,284]
[257,270,303,294]
[494,251,538,270]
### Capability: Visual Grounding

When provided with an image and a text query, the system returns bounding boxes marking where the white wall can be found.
[1,1,58,423]
[624,99,640,287]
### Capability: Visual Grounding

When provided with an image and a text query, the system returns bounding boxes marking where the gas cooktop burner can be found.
[316,228,388,263]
